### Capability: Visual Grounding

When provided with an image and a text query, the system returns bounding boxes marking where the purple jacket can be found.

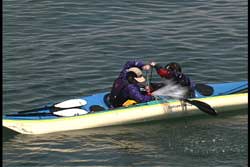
[124,84,153,102]
[118,60,145,79]
[110,61,153,107]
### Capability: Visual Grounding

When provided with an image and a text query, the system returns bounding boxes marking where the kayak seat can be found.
[103,93,113,108]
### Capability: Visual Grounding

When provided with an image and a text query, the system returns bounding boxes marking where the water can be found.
[3,0,248,166]
[152,80,189,99]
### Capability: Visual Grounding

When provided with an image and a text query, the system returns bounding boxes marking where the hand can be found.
[145,86,151,93]
[150,62,156,67]
[142,64,151,71]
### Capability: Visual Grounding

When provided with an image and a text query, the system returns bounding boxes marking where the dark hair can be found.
[165,62,182,72]
[126,71,137,84]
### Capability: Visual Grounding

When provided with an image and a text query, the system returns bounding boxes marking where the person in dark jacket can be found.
[110,60,154,108]
[150,62,195,98]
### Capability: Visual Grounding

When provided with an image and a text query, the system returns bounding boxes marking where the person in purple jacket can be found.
[110,60,154,108]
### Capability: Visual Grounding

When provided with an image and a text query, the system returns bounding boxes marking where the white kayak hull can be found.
[3,93,248,135]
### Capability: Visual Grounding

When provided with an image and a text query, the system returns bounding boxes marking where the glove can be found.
[149,62,156,67]
[145,86,154,96]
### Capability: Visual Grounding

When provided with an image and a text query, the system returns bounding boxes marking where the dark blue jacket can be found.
[154,63,196,97]
[154,63,194,87]
[110,61,153,107]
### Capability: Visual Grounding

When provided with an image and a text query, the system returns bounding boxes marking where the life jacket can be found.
[122,99,137,107]
[110,78,129,107]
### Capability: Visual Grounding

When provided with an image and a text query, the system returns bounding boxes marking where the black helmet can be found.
[126,71,137,83]
[165,62,182,72]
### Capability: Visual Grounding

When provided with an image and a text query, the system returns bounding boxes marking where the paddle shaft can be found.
[18,105,82,114]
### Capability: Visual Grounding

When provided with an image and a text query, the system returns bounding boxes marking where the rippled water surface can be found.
[3,0,247,166]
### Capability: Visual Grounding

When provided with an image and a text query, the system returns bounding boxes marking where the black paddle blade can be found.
[184,99,217,116]
[195,83,214,96]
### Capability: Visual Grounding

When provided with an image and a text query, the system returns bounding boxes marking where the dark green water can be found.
[3,0,248,166]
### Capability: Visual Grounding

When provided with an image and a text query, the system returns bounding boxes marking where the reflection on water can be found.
[3,114,248,166]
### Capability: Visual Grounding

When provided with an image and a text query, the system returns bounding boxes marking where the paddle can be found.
[7,108,89,117]
[148,63,214,96]
[149,67,153,86]
[155,95,217,116]
[146,71,150,87]
[195,83,214,96]
[145,68,153,94]
[15,98,106,117]
[18,99,88,114]
[13,107,89,117]
[182,98,217,116]
[146,63,217,116]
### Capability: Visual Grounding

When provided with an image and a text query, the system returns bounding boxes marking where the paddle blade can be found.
[195,83,214,96]
[185,99,217,116]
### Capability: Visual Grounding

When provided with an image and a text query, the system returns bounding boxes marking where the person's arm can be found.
[152,63,172,79]
[127,84,153,103]
[123,60,145,70]
[119,60,150,79]
[174,72,192,87]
